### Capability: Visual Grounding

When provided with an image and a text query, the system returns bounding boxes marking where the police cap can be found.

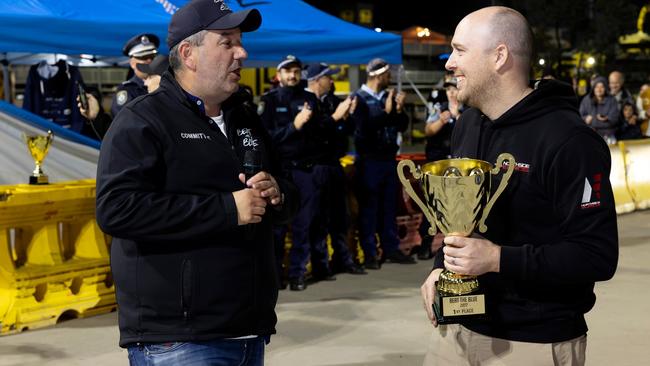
[277,55,302,71]
[136,54,170,76]
[367,58,390,77]
[123,33,160,58]
[167,0,262,49]
[304,63,340,81]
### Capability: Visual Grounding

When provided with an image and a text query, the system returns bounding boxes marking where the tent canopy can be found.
[0,0,402,65]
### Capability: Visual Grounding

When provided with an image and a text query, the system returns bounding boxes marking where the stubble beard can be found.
[457,72,497,110]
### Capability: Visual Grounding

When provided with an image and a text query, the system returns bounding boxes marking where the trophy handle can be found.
[397,159,437,236]
[478,153,516,233]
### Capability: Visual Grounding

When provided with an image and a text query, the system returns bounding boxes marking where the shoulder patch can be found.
[116,90,128,106]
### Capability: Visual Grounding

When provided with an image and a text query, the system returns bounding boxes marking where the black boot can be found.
[417,244,433,260]
[385,250,417,264]
[289,276,307,291]
[345,263,368,275]
[364,258,382,270]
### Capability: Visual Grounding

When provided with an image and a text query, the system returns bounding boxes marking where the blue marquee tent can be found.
[0,0,402,65]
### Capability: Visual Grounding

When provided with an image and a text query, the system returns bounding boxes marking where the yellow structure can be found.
[619,3,650,46]
[0,180,114,335]
[610,144,636,214]
[618,140,650,210]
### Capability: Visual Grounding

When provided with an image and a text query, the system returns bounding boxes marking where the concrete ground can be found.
[1,210,648,366]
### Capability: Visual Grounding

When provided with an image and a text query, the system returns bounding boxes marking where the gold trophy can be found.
[23,130,54,185]
[397,153,515,323]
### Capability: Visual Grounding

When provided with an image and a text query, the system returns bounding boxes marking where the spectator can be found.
[635,83,650,120]
[617,101,643,140]
[579,76,619,140]
[608,70,634,112]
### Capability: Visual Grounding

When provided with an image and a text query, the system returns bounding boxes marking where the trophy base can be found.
[29,175,49,185]
[433,288,487,324]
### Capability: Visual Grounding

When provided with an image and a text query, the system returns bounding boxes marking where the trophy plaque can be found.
[397,153,515,324]
[23,130,54,185]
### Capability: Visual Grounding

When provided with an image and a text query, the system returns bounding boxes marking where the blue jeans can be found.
[127,337,265,366]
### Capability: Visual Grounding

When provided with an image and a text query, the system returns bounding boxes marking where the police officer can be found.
[350,58,415,269]
[303,63,366,276]
[259,55,302,290]
[135,54,169,93]
[111,33,160,116]
[260,56,343,291]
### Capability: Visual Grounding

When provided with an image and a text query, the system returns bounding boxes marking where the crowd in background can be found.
[579,70,649,143]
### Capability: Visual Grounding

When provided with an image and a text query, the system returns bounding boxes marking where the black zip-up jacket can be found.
[96,72,299,347]
[434,79,618,343]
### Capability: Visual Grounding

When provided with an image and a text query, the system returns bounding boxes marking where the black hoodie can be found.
[434,79,619,343]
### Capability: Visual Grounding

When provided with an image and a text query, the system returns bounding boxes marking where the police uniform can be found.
[303,63,365,275]
[260,57,338,290]
[349,58,411,267]
[111,33,160,117]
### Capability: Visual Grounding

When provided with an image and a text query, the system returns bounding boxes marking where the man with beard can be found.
[96,1,298,364]
[260,56,339,291]
[420,6,618,365]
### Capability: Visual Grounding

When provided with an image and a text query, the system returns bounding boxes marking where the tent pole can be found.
[349,65,361,94]
[1,59,10,102]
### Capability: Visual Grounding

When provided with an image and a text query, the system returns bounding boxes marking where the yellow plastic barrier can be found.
[610,143,637,214]
[0,180,115,335]
[619,139,650,210]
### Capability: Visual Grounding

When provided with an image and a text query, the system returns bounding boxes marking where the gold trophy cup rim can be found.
[420,157,494,176]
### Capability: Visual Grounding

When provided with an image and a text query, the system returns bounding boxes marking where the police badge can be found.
[116,90,128,106]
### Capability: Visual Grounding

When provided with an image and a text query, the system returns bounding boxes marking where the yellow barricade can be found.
[610,143,637,214]
[619,139,650,210]
[0,180,115,335]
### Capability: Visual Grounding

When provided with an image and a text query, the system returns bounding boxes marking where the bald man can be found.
[420,7,618,365]
[608,70,634,111]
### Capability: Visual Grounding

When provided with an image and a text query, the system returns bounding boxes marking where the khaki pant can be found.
[423,324,586,366]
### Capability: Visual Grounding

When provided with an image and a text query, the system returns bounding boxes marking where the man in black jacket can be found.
[95,1,298,365]
[420,7,618,365]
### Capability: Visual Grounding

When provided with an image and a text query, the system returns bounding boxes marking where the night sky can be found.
[304,0,650,35]
[303,0,494,35]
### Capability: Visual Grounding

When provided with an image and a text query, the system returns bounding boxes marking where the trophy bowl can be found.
[23,130,54,185]
[397,153,515,323]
